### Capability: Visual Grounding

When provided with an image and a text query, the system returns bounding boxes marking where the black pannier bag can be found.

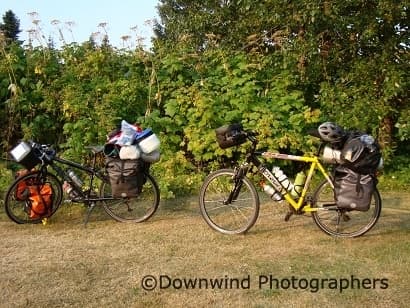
[334,167,375,211]
[105,158,147,197]
[215,123,247,149]
[340,133,381,175]
[334,132,381,212]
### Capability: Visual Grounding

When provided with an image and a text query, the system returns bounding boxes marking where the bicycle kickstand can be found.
[84,202,96,226]
[284,205,296,222]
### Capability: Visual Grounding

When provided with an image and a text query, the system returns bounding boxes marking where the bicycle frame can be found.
[200,128,382,237]
[5,141,161,225]
[40,153,109,202]
[225,134,335,214]
[258,152,334,213]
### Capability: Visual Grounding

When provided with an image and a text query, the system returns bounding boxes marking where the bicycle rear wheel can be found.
[199,169,260,235]
[311,179,382,237]
[100,173,160,222]
[4,171,63,224]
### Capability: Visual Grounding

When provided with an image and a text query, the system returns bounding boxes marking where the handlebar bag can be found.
[215,123,247,149]
[10,142,41,170]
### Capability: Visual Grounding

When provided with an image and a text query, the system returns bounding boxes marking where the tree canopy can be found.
[0,10,21,44]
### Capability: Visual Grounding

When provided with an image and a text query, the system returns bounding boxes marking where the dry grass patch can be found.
[0,192,409,307]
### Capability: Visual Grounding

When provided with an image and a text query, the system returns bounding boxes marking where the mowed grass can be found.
[0,191,409,308]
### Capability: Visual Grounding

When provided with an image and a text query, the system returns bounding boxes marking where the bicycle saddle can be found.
[85,146,104,154]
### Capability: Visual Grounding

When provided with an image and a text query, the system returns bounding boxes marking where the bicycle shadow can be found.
[369,206,410,236]
[250,194,410,237]
[48,203,113,225]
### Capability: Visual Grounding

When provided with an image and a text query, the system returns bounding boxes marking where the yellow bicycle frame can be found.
[261,152,334,213]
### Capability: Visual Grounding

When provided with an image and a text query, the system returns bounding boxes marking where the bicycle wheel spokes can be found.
[101,173,160,223]
[199,169,259,234]
[5,172,63,224]
[312,180,381,237]
[5,198,33,224]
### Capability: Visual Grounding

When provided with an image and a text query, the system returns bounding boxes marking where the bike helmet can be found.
[318,122,345,143]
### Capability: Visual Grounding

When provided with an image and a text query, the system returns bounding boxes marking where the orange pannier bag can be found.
[15,169,31,201]
[14,170,53,218]
[28,184,53,219]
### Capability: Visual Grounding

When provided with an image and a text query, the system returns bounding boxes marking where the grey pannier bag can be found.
[334,166,375,211]
[105,158,144,197]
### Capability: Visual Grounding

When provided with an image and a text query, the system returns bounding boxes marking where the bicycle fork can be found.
[224,165,248,205]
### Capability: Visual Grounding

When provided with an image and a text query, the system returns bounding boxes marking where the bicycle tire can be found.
[100,173,160,223]
[311,179,382,238]
[199,169,260,235]
[4,171,63,224]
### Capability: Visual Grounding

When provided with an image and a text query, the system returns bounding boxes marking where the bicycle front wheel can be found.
[100,173,160,223]
[199,169,260,235]
[311,179,382,238]
[4,171,63,224]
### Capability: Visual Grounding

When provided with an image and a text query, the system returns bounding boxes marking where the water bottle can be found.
[272,166,293,193]
[262,183,283,201]
[291,171,306,198]
[68,169,83,188]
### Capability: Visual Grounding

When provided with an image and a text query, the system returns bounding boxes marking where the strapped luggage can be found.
[104,121,159,197]
[135,129,160,154]
[340,132,382,175]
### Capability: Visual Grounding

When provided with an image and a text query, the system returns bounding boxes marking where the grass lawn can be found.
[0,191,409,307]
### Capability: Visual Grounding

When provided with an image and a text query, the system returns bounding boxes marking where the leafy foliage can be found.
[0,2,409,196]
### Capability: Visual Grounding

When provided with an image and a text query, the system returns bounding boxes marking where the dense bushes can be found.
[1,1,409,196]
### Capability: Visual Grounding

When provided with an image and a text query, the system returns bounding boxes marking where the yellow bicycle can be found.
[199,126,382,237]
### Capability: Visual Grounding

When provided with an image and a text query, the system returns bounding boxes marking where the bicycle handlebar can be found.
[245,130,259,137]
[29,141,56,164]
